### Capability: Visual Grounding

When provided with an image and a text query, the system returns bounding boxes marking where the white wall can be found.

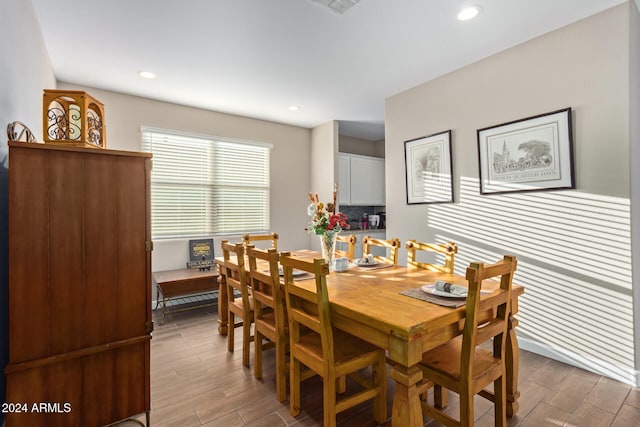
[386,4,637,385]
[629,0,640,381]
[0,0,57,420]
[309,121,339,251]
[57,83,313,272]
[0,1,55,151]
[339,134,384,158]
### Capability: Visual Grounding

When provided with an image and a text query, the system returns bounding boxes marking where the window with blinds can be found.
[141,128,271,239]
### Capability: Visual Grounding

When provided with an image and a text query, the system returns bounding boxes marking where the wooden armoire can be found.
[5,141,153,426]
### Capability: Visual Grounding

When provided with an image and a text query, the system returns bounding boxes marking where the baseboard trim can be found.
[518,336,639,387]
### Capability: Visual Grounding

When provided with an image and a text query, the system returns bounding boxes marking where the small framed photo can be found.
[477,108,574,195]
[404,130,453,204]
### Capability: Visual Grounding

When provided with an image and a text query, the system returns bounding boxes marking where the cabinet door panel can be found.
[348,156,385,205]
[113,342,150,421]
[8,148,50,362]
[6,360,83,427]
[83,352,116,426]
[49,152,85,354]
[84,155,119,346]
[116,157,149,339]
[338,155,350,205]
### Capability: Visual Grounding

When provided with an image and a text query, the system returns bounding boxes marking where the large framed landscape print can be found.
[404,130,453,204]
[477,108,574,195]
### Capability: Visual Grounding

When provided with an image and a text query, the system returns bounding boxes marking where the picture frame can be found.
[187,238,215,270]
[404,130,453,204]
[477,108,574,195]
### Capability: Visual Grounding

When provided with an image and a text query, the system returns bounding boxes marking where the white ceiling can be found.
[31,0,625,141]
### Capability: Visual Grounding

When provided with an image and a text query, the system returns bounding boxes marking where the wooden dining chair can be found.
[418,255,518,427]
[406,240,458,273]
[334,234,357,260]
[221,240,254,367]
[242,232,278,250]
[280,253,387,427]
[362,236,401,265]
[247,247,288,401]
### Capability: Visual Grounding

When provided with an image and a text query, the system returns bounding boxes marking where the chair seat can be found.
[233,296,254,311]
[296,329,381,371]
[255,310,284,335]
[421,336,502,388]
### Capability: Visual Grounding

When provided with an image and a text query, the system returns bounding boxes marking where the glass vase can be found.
[320,231,338,268]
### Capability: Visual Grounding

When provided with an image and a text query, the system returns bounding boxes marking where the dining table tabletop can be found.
[215,250,524,427]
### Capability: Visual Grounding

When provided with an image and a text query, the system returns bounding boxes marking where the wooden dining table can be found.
[215,251,524,427]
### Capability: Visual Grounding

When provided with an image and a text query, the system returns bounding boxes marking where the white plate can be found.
[278,267,307,276]
[355,258,379,267]
[421,284,493,298]
[421,284,468,298]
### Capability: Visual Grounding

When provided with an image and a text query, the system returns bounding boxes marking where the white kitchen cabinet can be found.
[338,154,351,205]
[338,153,385,206]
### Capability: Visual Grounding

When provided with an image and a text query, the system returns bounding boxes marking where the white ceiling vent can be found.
[312,0,361,14]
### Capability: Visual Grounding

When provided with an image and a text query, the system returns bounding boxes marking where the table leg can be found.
[154,285,160,310]
[506,314,520,417]
[217,273,228,335]
[389,364,424,427]
[161,297,167,324]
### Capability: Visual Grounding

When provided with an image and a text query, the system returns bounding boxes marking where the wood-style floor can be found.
[124,305,640,427]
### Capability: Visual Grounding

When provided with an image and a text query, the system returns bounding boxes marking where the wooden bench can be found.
[153,268,218,323]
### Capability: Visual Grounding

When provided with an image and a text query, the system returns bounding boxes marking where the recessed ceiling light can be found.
[138,71,156,79]
[457,5,481,21]
[288,105,300,111]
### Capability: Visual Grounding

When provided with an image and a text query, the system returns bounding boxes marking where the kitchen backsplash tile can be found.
[340,205,386,230]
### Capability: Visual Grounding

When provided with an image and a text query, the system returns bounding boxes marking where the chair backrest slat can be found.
[362,236,401,265]
[335,234,357,260]
[406,240,458,273]
[247,247,285,334]
[243,232,279,250]
[221,240,250,307]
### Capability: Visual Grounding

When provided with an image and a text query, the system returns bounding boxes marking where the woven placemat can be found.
[399,287,466,308]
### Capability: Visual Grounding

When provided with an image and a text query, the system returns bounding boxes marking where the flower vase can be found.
[320,231,338,268]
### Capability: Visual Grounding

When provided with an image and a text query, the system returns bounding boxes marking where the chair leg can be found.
[254,330,263,379]
[434,384,448,408]
[275,338,287,402]
[227,311,235,352]
[459,386,474,427]
[495,375,507,427]
[242,315,252,367]
[323,374,338,427]
[290,356,301,417]
[337,375,346,394]
[372,354,387,424]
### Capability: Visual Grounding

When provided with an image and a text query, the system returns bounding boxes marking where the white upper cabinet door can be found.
[349,155,385,205]
[338,154,351,205]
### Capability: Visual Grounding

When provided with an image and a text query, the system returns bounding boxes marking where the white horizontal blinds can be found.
[141,129,270,239]
[211,140,270,233]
